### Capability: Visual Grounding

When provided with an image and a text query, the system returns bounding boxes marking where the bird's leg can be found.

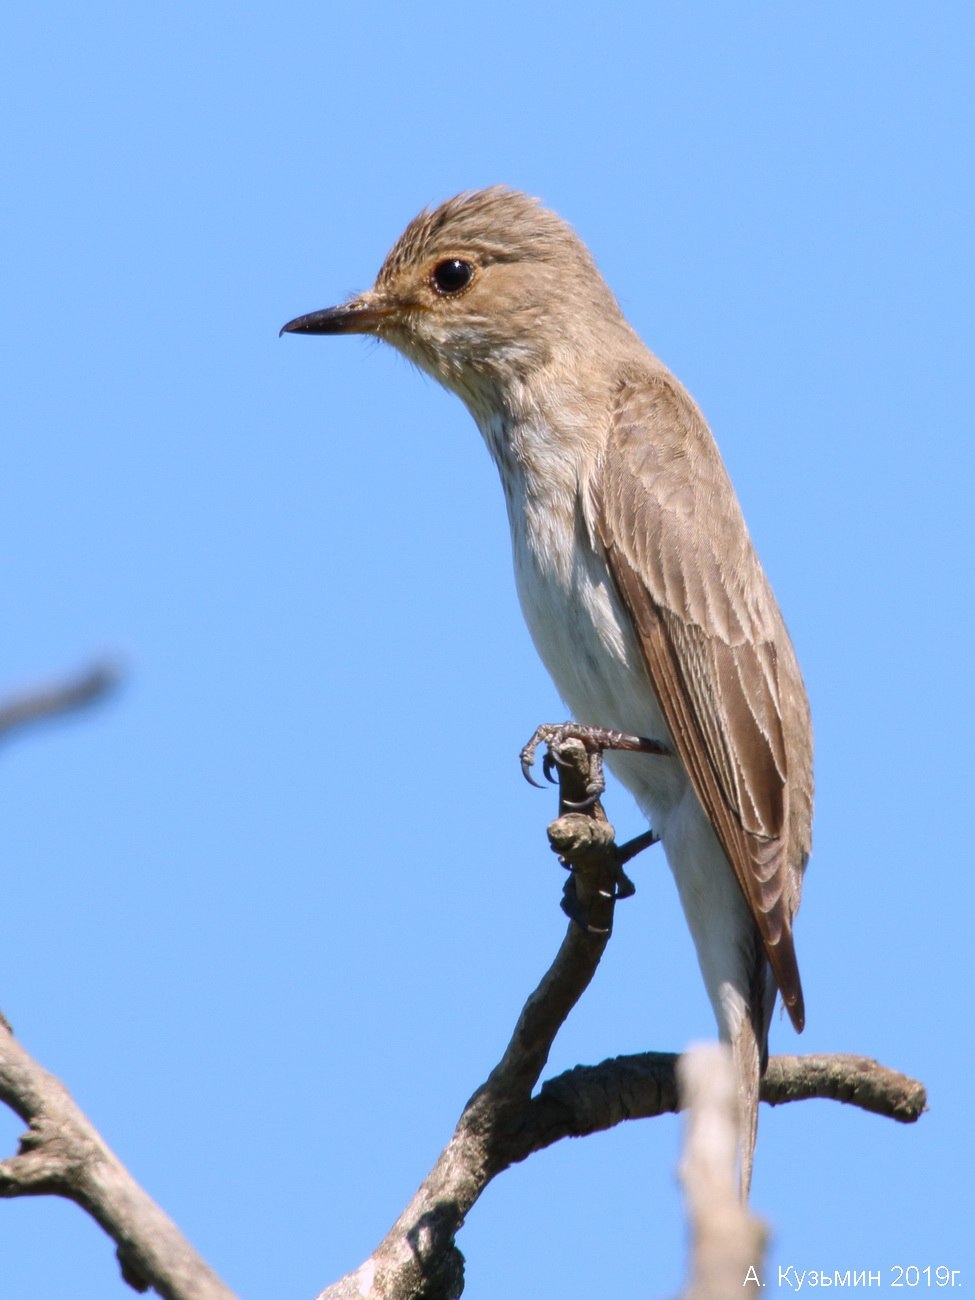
[520,722,671,808]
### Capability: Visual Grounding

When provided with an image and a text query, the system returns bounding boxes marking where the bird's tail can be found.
[732,963,775,1201]
[731,1010,762,1201]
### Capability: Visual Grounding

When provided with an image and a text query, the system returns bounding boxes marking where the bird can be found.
[281,187,813,1196]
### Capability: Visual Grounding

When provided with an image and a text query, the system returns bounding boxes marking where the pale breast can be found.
[490,429,687,823]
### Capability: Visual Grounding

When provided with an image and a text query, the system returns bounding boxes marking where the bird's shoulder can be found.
[592,363,780,649]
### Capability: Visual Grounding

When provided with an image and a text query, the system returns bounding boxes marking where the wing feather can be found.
[594,372,811,1030]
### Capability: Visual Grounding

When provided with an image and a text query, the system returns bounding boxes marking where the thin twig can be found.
[0,661,121,742]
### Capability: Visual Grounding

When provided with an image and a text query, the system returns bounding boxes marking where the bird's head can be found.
[281,187,628,409]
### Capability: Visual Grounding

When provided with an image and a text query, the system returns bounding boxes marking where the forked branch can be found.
[314,741,925,1300]
[0,735,926,1300]
[0,1012,237,1300]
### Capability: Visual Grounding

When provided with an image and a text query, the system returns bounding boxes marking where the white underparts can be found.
[476,407,761,1042]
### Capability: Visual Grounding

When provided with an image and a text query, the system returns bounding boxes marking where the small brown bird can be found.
[282,188,813,1196]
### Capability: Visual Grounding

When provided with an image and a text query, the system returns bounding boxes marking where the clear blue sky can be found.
[3,4,971,1297]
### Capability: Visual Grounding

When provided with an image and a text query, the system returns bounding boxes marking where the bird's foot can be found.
[520,722,671,809]
[523,723,666,931]
[557,827,660,932]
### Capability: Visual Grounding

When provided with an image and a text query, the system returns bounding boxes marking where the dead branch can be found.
[678,1044,767,1299]
[0,1017,237,1300]
[0,659,232,1300]
[502,1046,925,1169]
[0,735,927,1300]
[314,740,926,1300]
[0,661,120,742]
[763,1053,926,1121]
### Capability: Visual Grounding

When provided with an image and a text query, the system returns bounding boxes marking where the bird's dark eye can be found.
[431,258,474,295]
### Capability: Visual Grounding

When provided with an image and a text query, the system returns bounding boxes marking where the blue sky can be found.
[2,4,972,1297]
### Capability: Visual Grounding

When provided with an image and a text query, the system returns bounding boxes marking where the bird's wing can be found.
[593,371,806,1030]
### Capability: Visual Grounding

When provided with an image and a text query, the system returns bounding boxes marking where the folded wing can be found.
[594,372,810,1030]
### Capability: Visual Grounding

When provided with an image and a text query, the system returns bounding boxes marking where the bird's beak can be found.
[279,295,399,338]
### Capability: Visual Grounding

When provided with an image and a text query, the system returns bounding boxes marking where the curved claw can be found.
[561,790,601,811]
[542,751,560,784]
[521,756,547,789]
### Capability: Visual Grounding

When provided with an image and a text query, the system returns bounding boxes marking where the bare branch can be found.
[314,742,623,1300]
[0,1018,237,1300]
[0,733,927,1299]
[315,741,926,1300]
[518,1047,925,1159]
[0,661,121,742]
[678,1044,767,1298]
[763,1053,926,1122]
